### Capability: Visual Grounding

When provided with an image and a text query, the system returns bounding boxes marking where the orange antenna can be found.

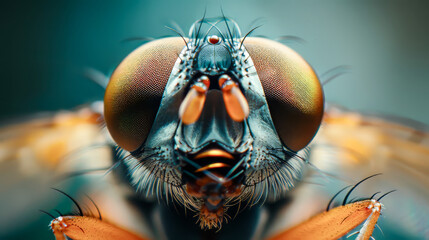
[219,75,249,122]
[179,76,210,124]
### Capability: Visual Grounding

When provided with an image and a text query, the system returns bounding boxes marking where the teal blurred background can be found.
[1,0,429,124]
[1,0,428,239]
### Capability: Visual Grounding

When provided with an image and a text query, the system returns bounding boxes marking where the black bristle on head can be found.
[220,6,234,47]
[195,7,207,45]
[165,26,189,50]
[239,25,262,49]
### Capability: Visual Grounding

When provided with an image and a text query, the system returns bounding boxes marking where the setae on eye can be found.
[244,37,324,152]
[104,37,185,152]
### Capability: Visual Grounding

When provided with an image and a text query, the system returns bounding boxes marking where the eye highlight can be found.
[104,37,185,152]
[244,37,324,151]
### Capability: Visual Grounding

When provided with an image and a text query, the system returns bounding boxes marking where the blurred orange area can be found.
[0,108,103,171]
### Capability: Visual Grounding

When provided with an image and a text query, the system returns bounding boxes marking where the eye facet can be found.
[104,37,185,152]
[244,37,324,152]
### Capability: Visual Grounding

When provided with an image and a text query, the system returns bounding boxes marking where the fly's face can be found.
[104,17,324,229]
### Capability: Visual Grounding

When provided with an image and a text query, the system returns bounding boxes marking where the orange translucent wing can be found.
[310,105,429,238]
[263,105,429,239]
[0,105,108,169]
[0,105,158,239]
[0,104,114,236]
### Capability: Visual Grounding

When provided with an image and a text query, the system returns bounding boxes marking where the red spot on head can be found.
[208,35,220,44]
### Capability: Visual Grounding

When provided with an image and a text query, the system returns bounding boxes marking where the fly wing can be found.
[0,103,110,171]
[310,105,428,239]
[0,103,127,239]
[264,105,428,240]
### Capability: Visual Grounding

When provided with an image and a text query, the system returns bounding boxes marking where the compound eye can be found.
[104,37,185,152]
[244,38,324,152]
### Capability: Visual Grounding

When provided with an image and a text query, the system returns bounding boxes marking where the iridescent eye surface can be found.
[244,37,324,151]
[104,37,185,152]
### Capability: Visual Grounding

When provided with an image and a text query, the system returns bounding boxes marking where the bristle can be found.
[124,141,305,230]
